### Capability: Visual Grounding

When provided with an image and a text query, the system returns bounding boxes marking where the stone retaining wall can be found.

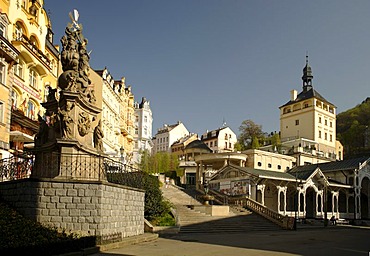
[0,178,144,243]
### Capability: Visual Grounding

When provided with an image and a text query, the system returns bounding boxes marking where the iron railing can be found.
[0,152,145,189]
[0,155,33,181]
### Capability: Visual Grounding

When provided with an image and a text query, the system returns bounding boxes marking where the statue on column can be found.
[93,120,104,152]
[58,9,95,104]
[59,102,74,139]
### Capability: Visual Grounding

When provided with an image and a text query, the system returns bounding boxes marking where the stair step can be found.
[162,186,283,234]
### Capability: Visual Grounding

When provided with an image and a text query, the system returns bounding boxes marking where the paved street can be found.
[93,226,370,256]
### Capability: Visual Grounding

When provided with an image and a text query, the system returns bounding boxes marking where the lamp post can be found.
[120,146,125,170]
[294,176,298,230]
[324,184,328,227]
[204,179,209,195]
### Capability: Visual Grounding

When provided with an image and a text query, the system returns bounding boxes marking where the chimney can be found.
[290,90,298,101]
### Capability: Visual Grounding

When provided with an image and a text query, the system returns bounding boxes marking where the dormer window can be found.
[29,0,38,17]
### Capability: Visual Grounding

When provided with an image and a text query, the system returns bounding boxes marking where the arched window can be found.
[293,104,301,111]
[29,69,38,89]
[26,100,36,120]
[15,21,24,40]
[29,35,39,48]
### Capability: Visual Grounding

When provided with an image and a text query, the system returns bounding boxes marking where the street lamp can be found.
[204,179,209,195]
[120,146,125,166]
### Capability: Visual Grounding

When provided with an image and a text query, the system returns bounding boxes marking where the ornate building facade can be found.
[0,11,20,159]
[2,0,59,158]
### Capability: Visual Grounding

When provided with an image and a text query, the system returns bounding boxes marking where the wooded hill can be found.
[337,97,370,159]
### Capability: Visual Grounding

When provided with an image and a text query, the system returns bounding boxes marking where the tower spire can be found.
[302,53,313,91]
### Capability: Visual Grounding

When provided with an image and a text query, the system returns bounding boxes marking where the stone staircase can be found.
[161,185,282,233]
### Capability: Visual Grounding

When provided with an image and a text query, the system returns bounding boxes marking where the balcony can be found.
[12,34,52,70]
[120,125,129,136]
[0,35,19,62]
[114,126,121,135]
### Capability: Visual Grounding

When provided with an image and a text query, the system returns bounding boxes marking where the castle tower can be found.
[279,56,339,163]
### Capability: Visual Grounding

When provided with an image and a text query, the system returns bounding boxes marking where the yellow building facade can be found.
[1,0,59,156]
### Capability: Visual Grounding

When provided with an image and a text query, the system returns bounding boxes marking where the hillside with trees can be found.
[337,97,370,159]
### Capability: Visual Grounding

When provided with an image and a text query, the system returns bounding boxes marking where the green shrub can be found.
[0,201,95,254]
[108,172,173,221]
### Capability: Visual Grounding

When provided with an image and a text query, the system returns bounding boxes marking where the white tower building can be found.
[133,97,153,166]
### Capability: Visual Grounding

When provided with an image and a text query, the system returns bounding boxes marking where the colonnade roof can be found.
[288,156,370,176]
[212,164,296,182]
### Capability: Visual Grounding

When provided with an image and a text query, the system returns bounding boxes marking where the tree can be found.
[238,119,265,150]
[139,149,151,173]
[139,151,180,175]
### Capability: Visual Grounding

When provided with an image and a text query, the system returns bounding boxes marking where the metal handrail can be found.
[228,195,295,230]
[207,189,294,230]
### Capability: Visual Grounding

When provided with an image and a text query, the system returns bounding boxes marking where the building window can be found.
[330,122,332,128]
[135,128,138,135]
[258,162,262,167]
[11,90,18,109]
[330,134,332,142]
[144,115,147,122]
[325,133,327,140]
[21,0,27,9]
[210,142,213,147]
[15,22,24,40]
[0,101,3,123]
[26,100,36,120]
[319,131,321,139]
[215,141,217,146]
[229,142,231,148]
[14,58,24,79]
[295,119,299,125]
[268,163,272,168]
[135,115,139,122]
[0,61,5,84]
[277,165,281,170]
[0,23,5,37]
[319,117,321,123]
[325,120,327,126]
[225,142,227,148]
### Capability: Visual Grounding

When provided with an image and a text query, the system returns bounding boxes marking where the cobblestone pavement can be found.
[93,226,370,256]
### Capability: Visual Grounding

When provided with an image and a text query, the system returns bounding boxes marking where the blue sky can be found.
[44,1,370,137]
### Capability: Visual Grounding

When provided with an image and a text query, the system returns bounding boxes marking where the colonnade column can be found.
[277,186,287,215]
[196,161,203,190]
[257,184,265,205]
[317,190,324,217]
[331,191,339,218]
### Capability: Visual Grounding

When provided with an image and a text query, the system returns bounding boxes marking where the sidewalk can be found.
[92,226,370,256]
